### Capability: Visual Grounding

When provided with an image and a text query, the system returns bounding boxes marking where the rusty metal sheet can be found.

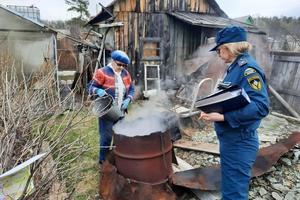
[252,131,300,177]
[172,165,221,190]
[172,132,300,190]
[100,161,176,200]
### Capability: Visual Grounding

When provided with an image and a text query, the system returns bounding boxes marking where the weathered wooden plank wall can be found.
[114,0,210,12]
[57,38,78,71]
[114,12,166,82]
[110,0,219,83]
[270,51,300,113]
[113,12,213,79]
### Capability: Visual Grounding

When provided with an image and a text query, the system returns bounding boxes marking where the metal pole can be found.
[53,35,61,107]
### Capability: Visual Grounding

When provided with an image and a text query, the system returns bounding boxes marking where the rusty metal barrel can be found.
[113,131,173,184]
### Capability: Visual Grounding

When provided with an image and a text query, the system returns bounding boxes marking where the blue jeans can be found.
[218,130,259,200]
[98,118,114,162]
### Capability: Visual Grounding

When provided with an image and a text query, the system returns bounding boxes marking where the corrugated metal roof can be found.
[6,5,41,22]
[168,11,255,29]
[0,4,54,32]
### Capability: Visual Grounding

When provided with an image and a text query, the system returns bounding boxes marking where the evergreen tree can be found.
[282,38,290,51]
[65,0,90,25]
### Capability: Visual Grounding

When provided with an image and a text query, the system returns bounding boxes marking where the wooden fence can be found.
[269,50,300,114]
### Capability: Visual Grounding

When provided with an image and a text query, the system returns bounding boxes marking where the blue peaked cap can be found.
[210,26,247,51]
[111,50,130,65]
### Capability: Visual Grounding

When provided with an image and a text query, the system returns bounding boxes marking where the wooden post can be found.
[269,85,300,118]
[94,28,110,73]
[271,111,300,123]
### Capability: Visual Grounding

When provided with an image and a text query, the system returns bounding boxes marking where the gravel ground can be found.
[175,113,300,200]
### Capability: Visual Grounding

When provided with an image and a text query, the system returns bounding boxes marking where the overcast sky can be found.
[0,0,299,20]
[216,0,300,18]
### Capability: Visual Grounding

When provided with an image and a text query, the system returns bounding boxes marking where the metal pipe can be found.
[53,35,61,107]
[189,78,214,115]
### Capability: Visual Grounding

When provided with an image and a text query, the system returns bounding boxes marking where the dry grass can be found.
[0,54,98,199]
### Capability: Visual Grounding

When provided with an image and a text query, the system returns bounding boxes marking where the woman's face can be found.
[112,60,126,72]
[216,45,235,63]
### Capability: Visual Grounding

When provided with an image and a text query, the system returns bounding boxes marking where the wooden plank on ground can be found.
[174,140,220,155]
[260,135,277,143]
[174,157,221,200]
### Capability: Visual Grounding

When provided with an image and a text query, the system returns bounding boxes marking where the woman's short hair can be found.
[223,41,252,56]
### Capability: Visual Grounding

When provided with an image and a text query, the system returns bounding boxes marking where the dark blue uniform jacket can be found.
[214,52,269,134]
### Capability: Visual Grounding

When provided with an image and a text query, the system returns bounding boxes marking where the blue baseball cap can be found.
[111,50,130,65]
[210,26,247,51]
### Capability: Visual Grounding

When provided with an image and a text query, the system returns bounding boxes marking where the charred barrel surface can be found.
[114,131,173,184]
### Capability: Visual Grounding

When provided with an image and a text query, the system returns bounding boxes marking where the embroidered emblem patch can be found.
[244,68,256,76]
[247,75,262,90]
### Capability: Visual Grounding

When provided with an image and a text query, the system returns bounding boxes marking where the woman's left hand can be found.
[199,112,224,122]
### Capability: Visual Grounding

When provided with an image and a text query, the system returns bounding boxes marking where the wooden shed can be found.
[88,0,267,95]
[0,4,57,74]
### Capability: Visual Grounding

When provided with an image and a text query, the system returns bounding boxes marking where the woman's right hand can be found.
[199,111,224,122]
[96,88,106,97]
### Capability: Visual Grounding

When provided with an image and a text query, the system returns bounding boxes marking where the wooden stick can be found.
[268,85,300,118]
[271,111,300,123]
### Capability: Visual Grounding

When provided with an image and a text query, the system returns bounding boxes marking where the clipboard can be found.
[195,85,251,113]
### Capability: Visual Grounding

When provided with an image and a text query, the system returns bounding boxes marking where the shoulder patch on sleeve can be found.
[238,58,248,67]
[244,67,257,76]
[247,75,262,91]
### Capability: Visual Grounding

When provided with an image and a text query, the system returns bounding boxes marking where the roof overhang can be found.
[0,5,56,33]
[168,12,265,34]
[87,5,114,25]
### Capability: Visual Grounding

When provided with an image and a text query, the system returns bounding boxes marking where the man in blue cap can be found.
[88,50,135,163]
[199,26,269,199]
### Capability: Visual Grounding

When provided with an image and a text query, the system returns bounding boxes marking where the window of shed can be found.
[143,42,159,57]
[141,38,162,61]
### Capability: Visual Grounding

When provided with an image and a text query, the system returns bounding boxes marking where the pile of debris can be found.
[175,112,300,200]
